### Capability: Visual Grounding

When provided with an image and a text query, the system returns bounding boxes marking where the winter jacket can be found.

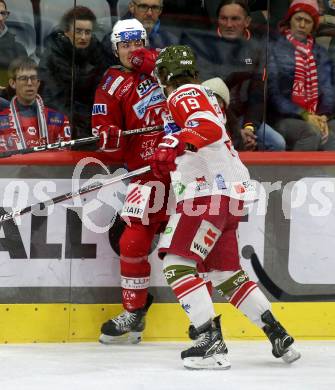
[181,30,267,128]
[39,30,108,139]
[0,28,27,87]
[268,33,335,123]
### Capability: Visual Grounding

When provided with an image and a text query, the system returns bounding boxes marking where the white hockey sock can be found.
[179,283,216,329]
[230,281,271,328]
[164,254,215,329]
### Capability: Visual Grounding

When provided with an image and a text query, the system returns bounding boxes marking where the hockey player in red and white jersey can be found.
[92,19,175,344]
[150,45,301,370]
[0,57,71,151]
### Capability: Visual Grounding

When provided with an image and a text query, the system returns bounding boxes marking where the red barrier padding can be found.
[0,150,123,166]
[1,151,335,166]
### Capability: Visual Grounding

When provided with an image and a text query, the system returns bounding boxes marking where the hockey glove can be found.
[94,125,123,150]
[150,135,186,179]
[130,48,158,76]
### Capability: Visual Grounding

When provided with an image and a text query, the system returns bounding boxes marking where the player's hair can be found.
[0,0,7,9]
[60,6,97,32]
[158,69,200,90]
[8,57,38,80]
[216,0,250,17]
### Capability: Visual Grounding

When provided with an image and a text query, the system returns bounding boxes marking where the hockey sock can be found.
[119,222,157,312]
[211,269,271,328]
[164,254,215,328]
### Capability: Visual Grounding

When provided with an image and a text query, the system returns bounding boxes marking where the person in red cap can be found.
[267,0,335,150]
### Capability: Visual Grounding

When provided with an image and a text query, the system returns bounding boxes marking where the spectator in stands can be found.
[184,0,286,151]
[268,0,335,150]
[0,0,27,89]
[202,77,250,150]
[39,6,107,140]
[0,57,71,152]
[102,1,179,65]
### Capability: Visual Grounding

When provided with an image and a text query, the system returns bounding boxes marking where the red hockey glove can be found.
[94,125,123,150]
[150,135,186,179]
[130,48,158,76]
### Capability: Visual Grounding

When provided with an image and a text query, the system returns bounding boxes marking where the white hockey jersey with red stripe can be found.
[166,83,257,202]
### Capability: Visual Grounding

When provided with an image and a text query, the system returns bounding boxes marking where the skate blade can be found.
[99,331,142,345]
[281,346,301,364]
[183,354,231,370]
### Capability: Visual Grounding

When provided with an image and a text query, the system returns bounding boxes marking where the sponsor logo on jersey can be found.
[191,220,221,260]
[27,126,37,135]
[195,176,209,192]
[234,183,246,194]
[164,227,173,234]
[173,182,186,195]
[137,78,156,97]
[64,126,71,138]
[117,80,134,98]
[215,173,227,190]
[92,104,107,115]
[47,115,63,125]
[108,75,124,95]
[171,89,200,106]
[180,60,193,65]
[133,88,165,119]
[0,115,10,130]
[185,120,199,128]
[102,75,113,91]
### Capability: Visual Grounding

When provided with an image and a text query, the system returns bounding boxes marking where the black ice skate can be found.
[262,310,301,363]
[99,293,153,345]
[181,315,231,370]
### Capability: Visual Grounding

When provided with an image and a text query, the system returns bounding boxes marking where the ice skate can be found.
[262,310,301,363]
[181,316,231,370]
[99,293,153,345]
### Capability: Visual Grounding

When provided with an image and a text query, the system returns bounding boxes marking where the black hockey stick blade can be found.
[242,245,335,302]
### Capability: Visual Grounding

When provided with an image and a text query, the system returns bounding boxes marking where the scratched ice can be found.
[1,341,334,390]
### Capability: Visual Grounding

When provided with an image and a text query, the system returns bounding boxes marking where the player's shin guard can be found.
[163,255,215,328]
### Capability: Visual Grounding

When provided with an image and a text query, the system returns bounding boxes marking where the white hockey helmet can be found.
[111,19,148,52]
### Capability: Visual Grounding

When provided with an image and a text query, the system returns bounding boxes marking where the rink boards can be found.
[1,152,335,342]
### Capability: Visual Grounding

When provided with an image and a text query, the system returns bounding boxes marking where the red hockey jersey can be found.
[0,98,71,151]
[92,67,170,171]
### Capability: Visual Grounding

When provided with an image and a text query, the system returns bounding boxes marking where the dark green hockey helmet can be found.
[155,45,197,84]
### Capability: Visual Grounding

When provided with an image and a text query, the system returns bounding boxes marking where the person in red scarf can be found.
[267,0,335,150]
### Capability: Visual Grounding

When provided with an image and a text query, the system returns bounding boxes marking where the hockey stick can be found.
[242,245,335,301]
[0,136,100,158]
[0,165,151,225]
[123,125,163,136]
[0,126,163,159]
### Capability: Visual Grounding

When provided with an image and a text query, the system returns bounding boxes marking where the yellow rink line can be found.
[1,302,334,343]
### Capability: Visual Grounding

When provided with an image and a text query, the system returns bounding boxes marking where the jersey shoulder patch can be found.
[101,68,134,98]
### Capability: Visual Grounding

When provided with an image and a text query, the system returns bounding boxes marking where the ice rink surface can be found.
[1,341,334,390]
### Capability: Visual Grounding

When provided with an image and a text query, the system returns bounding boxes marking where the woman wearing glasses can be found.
[0,0,27,90]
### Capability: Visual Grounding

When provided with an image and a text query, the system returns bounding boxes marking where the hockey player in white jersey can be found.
[150,45,301,370]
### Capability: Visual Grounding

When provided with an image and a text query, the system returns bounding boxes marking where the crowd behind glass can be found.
[1,0,335,152]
